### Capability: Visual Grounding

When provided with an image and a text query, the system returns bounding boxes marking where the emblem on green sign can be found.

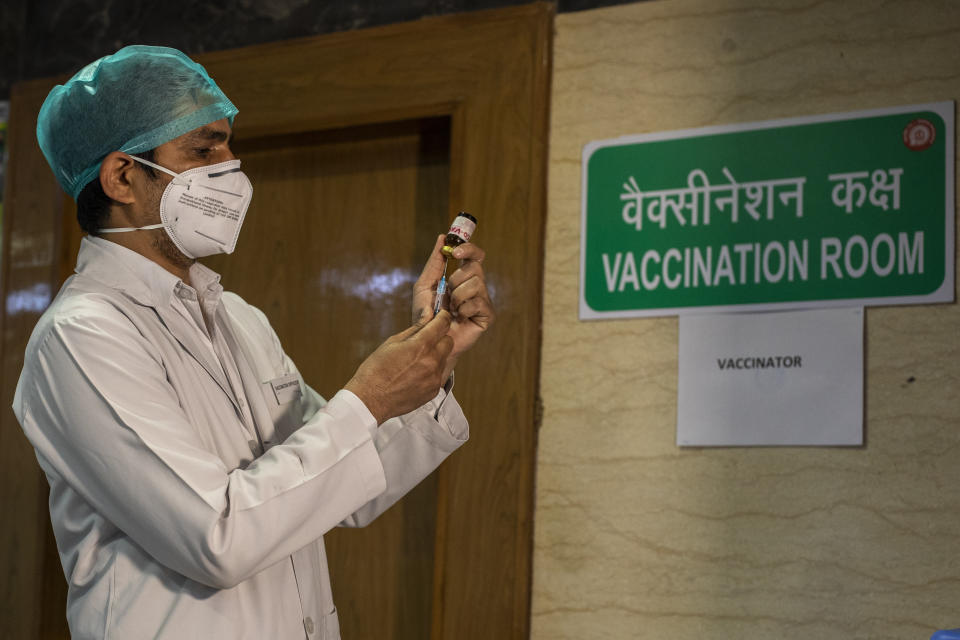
[580,103,955,319]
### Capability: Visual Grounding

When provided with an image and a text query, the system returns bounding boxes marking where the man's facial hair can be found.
[144,174,194,270]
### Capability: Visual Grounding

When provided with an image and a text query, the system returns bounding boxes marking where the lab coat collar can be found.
[76,236,223,309]
[76,236,242,416]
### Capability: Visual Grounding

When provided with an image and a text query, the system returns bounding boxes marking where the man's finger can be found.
[410,309,452,343]
[449,242,486,263]
[413,235,447,289]
[393,322,425,341]
[447,262,484,290]
[393,303,444,338]
[449,276,484,308]
[451,297,492,324]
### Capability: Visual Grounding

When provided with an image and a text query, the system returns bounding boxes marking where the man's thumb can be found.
[411,309,452,342]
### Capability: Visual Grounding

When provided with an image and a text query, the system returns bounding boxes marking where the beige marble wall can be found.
[534,1,960,638]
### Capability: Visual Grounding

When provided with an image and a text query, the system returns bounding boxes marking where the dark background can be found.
[0,0,640,100]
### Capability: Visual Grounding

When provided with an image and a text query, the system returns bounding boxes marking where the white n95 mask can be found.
[99,156,253,259]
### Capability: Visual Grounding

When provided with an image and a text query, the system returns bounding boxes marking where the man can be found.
[14,45,493,639]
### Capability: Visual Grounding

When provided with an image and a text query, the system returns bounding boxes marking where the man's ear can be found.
[99,152,138,204]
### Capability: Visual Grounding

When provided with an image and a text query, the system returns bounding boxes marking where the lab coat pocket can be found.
[263,373,303,442]
[319,607,340,639]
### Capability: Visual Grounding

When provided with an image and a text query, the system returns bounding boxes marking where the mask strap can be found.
[129,155,187,184]
[98,156,193,234]
[98,223,167,234]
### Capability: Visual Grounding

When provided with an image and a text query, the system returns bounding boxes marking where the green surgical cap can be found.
[37,45,238,199]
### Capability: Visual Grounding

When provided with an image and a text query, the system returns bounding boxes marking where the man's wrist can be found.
[344,379,386,426]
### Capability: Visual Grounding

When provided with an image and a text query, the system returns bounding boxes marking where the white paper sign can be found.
[678,307,863,446]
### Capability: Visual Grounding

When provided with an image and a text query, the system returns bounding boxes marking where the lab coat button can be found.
[304,617,315,634]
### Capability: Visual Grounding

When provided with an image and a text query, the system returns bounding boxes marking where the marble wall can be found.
[533,1,960,639]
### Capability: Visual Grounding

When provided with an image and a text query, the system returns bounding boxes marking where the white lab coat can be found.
[13,237,468,639]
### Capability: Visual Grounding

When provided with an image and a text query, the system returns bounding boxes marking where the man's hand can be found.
[345,311,454,425]
[412,235,495,377]
[411,235,449,324]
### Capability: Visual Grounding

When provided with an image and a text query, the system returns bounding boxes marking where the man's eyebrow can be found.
[178,127,231,146]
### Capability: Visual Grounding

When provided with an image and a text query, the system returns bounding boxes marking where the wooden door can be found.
[0,4,551,639]
[205,118,451,639]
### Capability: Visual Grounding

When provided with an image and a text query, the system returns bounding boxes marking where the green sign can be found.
[580,103,955,319]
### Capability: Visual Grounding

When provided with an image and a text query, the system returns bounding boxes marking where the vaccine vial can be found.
[441,212,477,257]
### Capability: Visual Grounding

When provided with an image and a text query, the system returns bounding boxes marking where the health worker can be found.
[13,45,494,640]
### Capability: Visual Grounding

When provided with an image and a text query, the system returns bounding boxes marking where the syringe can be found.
[433,257,449,316]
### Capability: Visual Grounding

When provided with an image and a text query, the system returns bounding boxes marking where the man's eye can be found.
[194,148,211,156]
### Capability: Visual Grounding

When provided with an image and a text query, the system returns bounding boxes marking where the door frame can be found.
[0,4,552,638]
